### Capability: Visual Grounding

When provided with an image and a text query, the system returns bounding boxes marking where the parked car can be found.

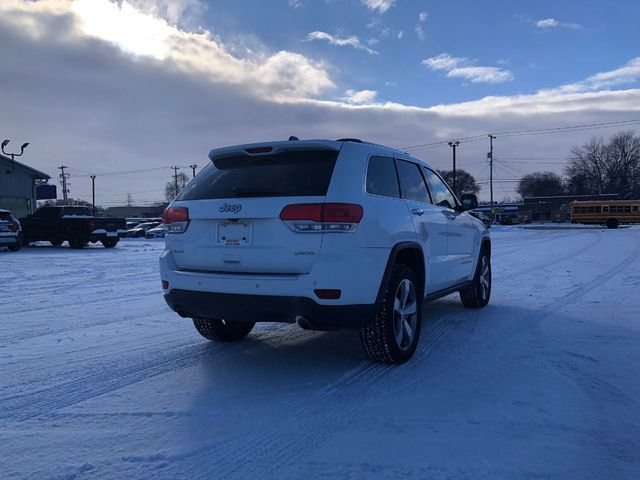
[0,209,23,252]
[19,206,127,249]
[160,138,491,364]
[126,221,161,238]
[145,224,166,238]
[470,211,492,227]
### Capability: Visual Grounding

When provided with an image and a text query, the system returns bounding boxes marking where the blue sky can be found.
[198,0,640,106]
[0,0,639,203]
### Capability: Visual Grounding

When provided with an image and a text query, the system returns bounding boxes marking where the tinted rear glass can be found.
[177,150,338,200]
[366,156,400,198]
[395,160,431,204]
[0,212,11,220]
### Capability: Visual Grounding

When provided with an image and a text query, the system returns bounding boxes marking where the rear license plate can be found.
[217,221,251,246]
[106,232,118,237]
[0,237,13,243]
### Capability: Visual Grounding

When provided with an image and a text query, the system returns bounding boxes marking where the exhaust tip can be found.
[175,306,188,318]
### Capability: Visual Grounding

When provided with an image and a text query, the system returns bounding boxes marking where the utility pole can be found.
[90,175,96,216]
[58,165,69,205]
[488,135,496,222]
[448,141,460,195]
[189,164,197,178]
[171,166,180,198]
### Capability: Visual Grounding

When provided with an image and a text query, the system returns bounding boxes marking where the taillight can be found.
[8,222,18,232]
[163,207,190,234]
[280,203,363,233]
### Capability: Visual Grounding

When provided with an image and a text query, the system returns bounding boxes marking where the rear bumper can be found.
[164,289,376,331]
[0,233,19,246]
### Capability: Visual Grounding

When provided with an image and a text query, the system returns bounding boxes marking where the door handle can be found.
[411,208,425,216]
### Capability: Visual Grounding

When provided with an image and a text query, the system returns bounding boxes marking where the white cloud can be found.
[536,17,582,29]
[306,31,378,54]
[362,0,397,14]
[414,24,425,40]
[5,0,335,100]
[551,57,640,93]
[418,12,428,22]
[342,89,378,104]
[421,53,514,84]
[126,0,204,26]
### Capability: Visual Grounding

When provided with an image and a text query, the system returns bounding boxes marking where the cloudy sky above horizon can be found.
[1,0,639,204]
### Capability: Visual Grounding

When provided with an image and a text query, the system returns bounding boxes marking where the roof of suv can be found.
[208,138,416,164]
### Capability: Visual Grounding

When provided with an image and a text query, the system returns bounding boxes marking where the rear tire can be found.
[192,318,255,342]
[101,239,118,248]
[460,250,491,308]
[50,239,63,247]
[360,265,422,364]
[8,243,21,252]
[606,218,619,229]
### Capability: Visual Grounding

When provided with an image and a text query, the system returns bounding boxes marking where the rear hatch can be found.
[0,212,18,235]
[169,143,341,274]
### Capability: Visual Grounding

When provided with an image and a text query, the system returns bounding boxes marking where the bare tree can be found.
[437,169,480,198]
[565,131,640,197]
[517,171,565,199]
[165,172,190,201]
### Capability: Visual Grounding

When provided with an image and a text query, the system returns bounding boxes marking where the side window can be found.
[395,160,431,204]
[603,206,609,213]
[422,167,456,209]
[366,155,400,198]
[633,205,639,212]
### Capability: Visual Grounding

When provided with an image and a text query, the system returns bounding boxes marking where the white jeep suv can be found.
[160,138,491,364]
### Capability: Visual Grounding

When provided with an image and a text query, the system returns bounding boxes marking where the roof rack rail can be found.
[336,138,363,143]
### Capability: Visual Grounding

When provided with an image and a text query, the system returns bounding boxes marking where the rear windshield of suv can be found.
[176,150,339,200]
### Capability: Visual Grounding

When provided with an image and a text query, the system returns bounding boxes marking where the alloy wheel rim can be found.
[393,279,418,351]
[479,256,491,300]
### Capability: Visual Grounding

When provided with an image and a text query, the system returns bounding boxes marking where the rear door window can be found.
[366,155,400,198]
[177,150,338,200]
[422,167,456,209]
[395,160,431,204]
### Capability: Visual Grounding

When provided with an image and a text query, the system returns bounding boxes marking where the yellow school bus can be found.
[571,200,640,229]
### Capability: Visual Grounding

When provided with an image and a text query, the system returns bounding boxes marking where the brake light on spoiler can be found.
[162,207,190,233]
[280,203,363,233]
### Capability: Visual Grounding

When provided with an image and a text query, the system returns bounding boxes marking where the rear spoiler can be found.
[209,141,341,163]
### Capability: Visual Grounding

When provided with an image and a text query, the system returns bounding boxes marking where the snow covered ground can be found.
[1,227,640,480]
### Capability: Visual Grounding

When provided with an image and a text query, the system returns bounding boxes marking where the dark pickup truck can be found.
[20,206,126,249]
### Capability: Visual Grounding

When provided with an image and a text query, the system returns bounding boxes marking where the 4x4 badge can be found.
[219,203,242,214]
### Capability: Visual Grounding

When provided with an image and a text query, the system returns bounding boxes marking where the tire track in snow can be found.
[0,324,308,422]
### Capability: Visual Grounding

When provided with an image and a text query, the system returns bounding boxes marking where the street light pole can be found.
[90,175,96,216]
[448,141,460,195]
[1,139,30,173]
[189,164,197,178]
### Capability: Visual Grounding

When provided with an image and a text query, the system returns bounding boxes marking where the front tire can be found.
[360,265,422,364]
[606,218,619,229]
[460,250,491,308]
[50,239,63,247]
[192,318,255,342]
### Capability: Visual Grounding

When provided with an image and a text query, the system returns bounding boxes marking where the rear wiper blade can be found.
[232,187,283,197]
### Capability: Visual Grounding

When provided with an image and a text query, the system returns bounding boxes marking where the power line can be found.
[400,118,640,152]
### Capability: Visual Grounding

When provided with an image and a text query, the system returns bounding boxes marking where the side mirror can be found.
[461,194,478,211]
